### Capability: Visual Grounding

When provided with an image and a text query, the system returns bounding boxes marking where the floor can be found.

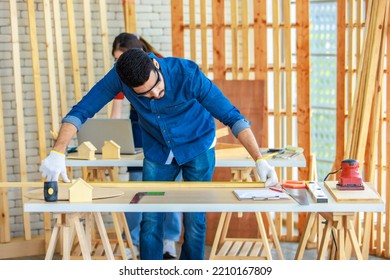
[5,241,385,260]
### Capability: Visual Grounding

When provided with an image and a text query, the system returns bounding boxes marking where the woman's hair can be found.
[116,48,155,88]
[111,32,162,58]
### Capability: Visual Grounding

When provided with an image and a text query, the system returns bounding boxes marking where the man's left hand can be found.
[255,159,278,187]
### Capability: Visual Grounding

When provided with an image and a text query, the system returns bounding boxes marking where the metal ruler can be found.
[130,192,165,204]
[307,181,328,203]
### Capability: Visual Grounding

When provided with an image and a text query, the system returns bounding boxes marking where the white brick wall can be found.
[0,0,172,238]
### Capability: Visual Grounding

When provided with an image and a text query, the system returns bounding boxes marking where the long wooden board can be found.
[324,181,382,202]
[24,188,124,201]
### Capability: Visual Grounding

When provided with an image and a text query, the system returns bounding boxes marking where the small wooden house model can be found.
[69,178,93,202]
[102,140,121,159]
[78,141,97,160]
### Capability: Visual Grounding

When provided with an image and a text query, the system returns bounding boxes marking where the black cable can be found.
[323,167,342,182]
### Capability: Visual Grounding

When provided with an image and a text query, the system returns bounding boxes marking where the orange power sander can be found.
[336,159,364,190]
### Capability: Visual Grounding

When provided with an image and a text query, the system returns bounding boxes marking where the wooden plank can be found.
[200,0,208,74]
[249,241,262,256]
[385,0,390,259]
[189,0,196,61]
[216,241,233,256]
[0,81,10,243]
[213,80,265,144]
[355,1,387,163]
[295,0,310,181]
[83,0,95,89]
[66,0,82,102]
[334,0,346,176]
[28,0,49,247]
[171,0,184,57]
[123,0,137,33]
[324,181,382,203]
[227,241,243,256]
[12,0,30,241]
[0,237,45,259]
[295,0,311,238]
[241,0,249,79]
[239,241,253,256]
[347,0,354,117]
[356,0,363,62]
[215,147,249,158]
[283,0,293,180]
[216,127,229,139]
[27,0,47,161]
[0,181,265,189]
[52,0,68,117]
[43,0,60,133]
[272,0,281,151]
[231,0,238,79]
[253,0,268,146]
[212,0,225,79]
[99,0,110,73]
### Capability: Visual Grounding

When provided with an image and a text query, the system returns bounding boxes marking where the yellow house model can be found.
[69,178,93,202]
[102,140,121,159]
[78,141,97,160]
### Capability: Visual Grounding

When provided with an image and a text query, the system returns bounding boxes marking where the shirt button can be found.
[167,140,170,143]
[157,115,160,118]
[163,130,166,133]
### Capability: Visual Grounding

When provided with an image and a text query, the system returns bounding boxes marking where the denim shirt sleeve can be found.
[188,64,251,137]
[62,67,122,130]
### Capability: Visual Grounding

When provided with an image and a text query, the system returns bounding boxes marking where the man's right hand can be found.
[39,150,70,182]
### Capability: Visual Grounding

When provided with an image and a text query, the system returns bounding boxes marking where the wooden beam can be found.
[296,0,310,181]
[0,81,10,243]
[52,0,68,118]
[43,0,60,133]
[0,181,265,189]
[272,0,281,151]
[66,0,82,102]
[283,0,293,180]
[171,0,184,57]
[0,237,45,259]
[13,0,30,240]
[334,0,346,178]
[241,0,249,79]
[123,0,137,33]
[200,0,208,74]
[83,0,95,89]
[231,0,238,79]
[212,0,225,79]
[253,0,268,147]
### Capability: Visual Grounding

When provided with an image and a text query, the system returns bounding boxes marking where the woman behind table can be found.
[111,33,182,259]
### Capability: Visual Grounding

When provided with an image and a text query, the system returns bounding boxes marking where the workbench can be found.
[64,148,306,259]
[65,148,306,168]
[23,181,384,260]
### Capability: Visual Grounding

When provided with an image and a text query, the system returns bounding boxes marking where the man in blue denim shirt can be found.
[40,48,278,260]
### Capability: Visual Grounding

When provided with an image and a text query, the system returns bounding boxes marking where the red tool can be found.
[281,180,306,189]
[281,180,309,205]
[337,159,364,190]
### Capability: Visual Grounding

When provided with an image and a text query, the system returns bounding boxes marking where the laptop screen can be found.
[77,118,143,155]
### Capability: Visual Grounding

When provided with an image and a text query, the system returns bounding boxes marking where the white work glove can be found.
[39,150,70,182]
[255,159,278,187]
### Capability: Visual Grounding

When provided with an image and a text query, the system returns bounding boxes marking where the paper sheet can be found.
[233,189,290,200]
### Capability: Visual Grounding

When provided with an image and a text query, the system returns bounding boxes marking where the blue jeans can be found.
[124,171,182,246]
[140,148,215,260]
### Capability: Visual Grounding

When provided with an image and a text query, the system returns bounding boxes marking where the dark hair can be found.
[111,32,162,57]
[116,48,155,87]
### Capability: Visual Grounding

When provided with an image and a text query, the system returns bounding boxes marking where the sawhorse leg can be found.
[45,212,114,260]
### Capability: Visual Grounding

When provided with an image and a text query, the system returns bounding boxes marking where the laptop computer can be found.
[77,118,143,155]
